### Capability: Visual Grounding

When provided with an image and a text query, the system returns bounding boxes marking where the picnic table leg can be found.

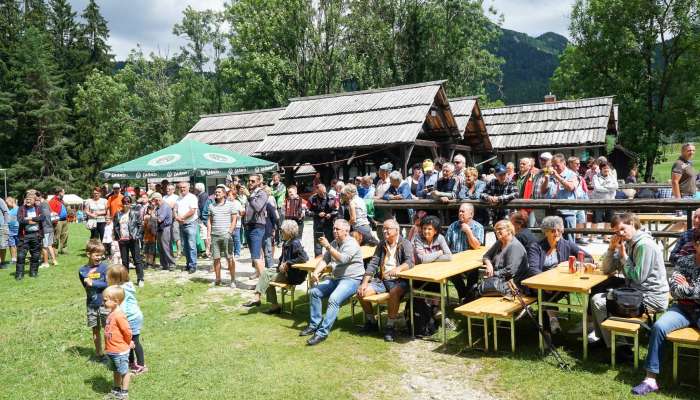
[673,343,678,384]
[441,281,447,344]
[409,278,415,338]
[582,293,589,360]
[538,289,544,354]
[493,318,498,352]
[467,316,473,348]
[510,317,516,353]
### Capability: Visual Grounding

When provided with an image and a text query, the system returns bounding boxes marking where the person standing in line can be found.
[163,184,180,258]
[194,183,211,258]
[15,190,44,279]
[207,185,238,288]
[270,173,286,246]
[49,187,69,255]
[6,196,19,267]
[244,174,269,279]
[85,187,108,243]
[151,193,176,271]
[112,196,145,287]
[307,183,338,257]
[36,192,57,268]
[671,143,696,199]
[0,194,10,269]
[174,182,199,274]
[284,185,305,239]
[540,153,578,242]
[227,185,244,258]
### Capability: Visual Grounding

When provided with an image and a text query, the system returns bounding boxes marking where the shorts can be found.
[42,231,54,248]
[107,352,130,375]
[143,242,156,255]
[210,234,233,259]
[86,306,109,328]
[8,234,18,247]
[369,278,409,294]
[575,210,586,225]
[0,225,8,249]
[245,225,265,260]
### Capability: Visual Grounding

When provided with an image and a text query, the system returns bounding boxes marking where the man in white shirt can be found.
[175,182,199,273]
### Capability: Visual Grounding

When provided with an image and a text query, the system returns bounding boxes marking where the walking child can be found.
[107,264,147,374]
[103,285,133,399]
[78,239,109,357]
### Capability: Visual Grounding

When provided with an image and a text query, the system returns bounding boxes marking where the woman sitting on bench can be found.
[632,230,700,395]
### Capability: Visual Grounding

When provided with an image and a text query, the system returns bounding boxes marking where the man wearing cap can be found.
[540,153,578,241]
[417,159,439,199]
[480,164,518,223]
[106,183,124,221]
[151,192,176,270]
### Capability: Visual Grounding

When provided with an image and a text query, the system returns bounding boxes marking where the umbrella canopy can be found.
[47,194,84,206]
[100,139,277,180]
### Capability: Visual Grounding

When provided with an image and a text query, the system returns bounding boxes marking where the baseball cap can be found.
[539,152,553,160]
[150,192,162,200]
[216,184,228,191]
[112,183,121,189]
[379,162,393,171]
[422,159,434,172]
[494,164,507,175]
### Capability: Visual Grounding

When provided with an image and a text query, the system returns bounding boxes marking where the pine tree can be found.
[22,0,48,29]
[80,0,112,73]
[9,26,73,195]
[48,0,84,99]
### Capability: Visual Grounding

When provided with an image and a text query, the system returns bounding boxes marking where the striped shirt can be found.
[208,200,236,236]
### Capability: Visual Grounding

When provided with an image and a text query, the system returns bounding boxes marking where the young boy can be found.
[79,239,109,358]
[103,285,133,399]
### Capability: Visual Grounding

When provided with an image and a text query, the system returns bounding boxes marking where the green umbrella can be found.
[100,139,277,180]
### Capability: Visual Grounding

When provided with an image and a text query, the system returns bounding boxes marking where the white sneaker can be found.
[39,263,49,269]
[587,330,601,344]
[137,280,145,288]
[230,281,238,289]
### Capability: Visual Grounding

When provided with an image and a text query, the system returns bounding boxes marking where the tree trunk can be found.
[644,150,656,182]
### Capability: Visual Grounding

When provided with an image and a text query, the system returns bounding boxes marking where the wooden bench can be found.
[667,327,700,385]
[601,315,650,368]
[269,281,297,314]
[455,296,535,352]
[351,293,391,330]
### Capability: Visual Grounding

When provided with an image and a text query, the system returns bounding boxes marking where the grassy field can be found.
[652,143,683,183]
[1,224,697,399]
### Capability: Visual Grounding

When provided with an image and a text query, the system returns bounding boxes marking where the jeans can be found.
[232,227,241,257]
[245,224,265,260]
[308,278,360,338]
[645,305,700,374]
[179,221,197,270]
[119,239,144,281]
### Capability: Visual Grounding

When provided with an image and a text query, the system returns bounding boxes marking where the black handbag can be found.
[477,276,511,297]
[606,287,645,318]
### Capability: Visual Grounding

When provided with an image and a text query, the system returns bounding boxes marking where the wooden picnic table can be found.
[637,214,687,259]
[522,262,609,360]
[398,247,488,344]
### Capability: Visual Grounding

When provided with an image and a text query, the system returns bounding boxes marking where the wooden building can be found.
[183,107,284,155]
[255,80,489,181]
[481,95,619,165]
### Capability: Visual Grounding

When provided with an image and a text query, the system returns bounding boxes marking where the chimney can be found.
[544,93,557,103]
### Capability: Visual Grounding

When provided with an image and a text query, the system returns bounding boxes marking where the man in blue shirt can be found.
[445,203,484,303]
[540,153,578,242]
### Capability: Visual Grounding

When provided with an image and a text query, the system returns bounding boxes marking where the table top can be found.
[361,245,376,260]
[637,214,687,223]
[398,247,488,283]
[522,263,609,293]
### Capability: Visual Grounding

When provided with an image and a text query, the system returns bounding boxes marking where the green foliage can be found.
[551,0,700,180]
[79,0,112,74]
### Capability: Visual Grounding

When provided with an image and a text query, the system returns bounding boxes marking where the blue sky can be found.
[68,0,575,61]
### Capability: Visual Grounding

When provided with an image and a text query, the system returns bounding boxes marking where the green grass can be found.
[652,143,683,183]
[1,225,697,399]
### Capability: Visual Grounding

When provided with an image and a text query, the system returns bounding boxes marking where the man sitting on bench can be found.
[632,230,700,396]
[357,219,414,342]
[301,219,364,346]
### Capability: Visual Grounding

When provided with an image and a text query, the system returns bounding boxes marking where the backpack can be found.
[404,298,436,337]
[606,287,645,318]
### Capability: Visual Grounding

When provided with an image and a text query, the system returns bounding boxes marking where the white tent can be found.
[48,194,83,206]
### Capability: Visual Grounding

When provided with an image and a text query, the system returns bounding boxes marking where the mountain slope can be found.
[489,29,569,105]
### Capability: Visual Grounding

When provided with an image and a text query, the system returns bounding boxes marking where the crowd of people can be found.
[8,144,699,398]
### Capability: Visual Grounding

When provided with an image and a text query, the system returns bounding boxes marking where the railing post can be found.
[687,208,692,229]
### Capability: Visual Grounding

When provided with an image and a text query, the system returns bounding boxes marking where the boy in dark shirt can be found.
[78,239,109,358]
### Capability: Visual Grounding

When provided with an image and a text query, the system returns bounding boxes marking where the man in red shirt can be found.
[48,187,68,254]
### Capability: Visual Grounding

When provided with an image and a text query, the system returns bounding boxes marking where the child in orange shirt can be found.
[103,285,133,399]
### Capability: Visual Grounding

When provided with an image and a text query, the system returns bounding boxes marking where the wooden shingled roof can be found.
[481,96,617,151]
[255,80,460,154]
[449,96,492,152]
[183,107,284,155]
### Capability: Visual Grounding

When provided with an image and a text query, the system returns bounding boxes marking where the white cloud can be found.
[487,0,575,38]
